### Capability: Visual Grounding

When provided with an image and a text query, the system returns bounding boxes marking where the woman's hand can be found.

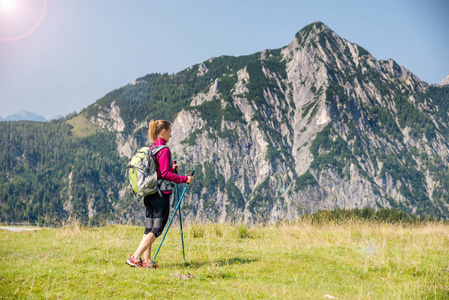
[186,176,194,184]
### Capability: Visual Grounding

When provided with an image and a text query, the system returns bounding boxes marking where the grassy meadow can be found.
[66,114,99,138]
[0,219,448,299]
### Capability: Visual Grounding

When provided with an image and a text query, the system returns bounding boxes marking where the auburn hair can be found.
[149,119,171,142]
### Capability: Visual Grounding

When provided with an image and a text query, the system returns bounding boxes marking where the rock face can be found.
[91,101,125,132]
[80,22,449,223]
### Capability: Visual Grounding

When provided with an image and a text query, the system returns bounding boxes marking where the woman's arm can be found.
[157,149,188,184]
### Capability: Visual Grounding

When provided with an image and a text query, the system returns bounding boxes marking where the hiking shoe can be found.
[144,261,161,269]
[126,255,143,268]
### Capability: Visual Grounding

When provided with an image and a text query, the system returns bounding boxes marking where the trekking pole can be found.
[178,192,186,263]
[174,159,186,263]
[148,169,195,270]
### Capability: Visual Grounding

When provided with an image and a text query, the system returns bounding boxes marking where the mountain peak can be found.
[289,21,360,54]
[294,21,331,42]
[282,21,371,77]
[440,74,449,86]
[300,21,329,32]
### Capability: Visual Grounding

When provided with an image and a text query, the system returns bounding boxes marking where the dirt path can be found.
[0,226,40,232]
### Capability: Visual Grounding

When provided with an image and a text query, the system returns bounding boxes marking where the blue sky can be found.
[0,0,448,119]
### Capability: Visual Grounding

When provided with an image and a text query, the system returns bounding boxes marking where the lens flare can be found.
[0,0,47,42]
[0,0,18,13]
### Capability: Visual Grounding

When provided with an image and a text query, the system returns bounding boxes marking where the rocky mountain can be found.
[2,21,449,225]
[82,21,449,223]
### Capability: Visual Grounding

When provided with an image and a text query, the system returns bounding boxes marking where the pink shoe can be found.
[126,255,143,268]
[144,261,161,269]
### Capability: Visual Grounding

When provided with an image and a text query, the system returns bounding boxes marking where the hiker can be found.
[127,119,194,269]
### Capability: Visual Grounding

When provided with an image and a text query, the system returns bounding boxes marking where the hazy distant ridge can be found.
[0,111,62,122]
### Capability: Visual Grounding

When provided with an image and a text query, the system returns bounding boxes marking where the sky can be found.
[0,0,448,119]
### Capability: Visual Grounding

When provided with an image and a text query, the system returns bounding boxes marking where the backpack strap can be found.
[150,145,168,157]
[149,145,173,196]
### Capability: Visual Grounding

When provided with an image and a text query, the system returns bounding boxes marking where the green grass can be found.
[66,114,99,138]
[1,220,448,299]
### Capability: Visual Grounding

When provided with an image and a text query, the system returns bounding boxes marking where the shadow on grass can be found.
[166,257,258,269]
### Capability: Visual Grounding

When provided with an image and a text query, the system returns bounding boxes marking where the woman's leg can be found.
[133,232,156,260]
[143,232,156,263]
[144,193,170,264]
[131,195,155,262]
[129,193,170,266]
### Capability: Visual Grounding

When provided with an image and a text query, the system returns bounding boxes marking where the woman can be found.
[126,119,194,269]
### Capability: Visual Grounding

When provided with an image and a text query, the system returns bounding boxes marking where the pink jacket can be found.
[152,137,188,194]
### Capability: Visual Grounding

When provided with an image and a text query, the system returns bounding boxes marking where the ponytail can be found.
[149,119,171,142]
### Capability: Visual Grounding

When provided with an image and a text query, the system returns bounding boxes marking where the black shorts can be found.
[143,192,170,237]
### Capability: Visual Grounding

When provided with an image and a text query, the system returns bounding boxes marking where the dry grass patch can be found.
[66,113,99,137]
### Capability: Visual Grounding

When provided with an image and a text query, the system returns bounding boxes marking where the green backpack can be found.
[127,146,167,197]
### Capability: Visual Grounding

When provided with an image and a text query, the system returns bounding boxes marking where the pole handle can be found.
[190,169,195,176]
[174,159,178,174]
